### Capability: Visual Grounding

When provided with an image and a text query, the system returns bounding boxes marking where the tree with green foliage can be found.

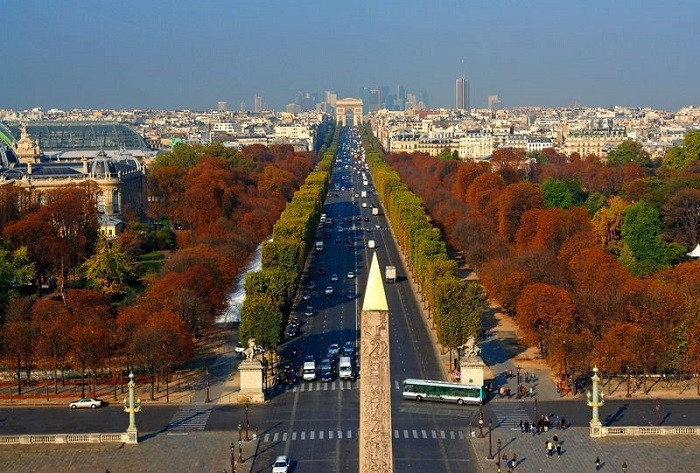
[585,193,607,217]
[542,177,574,209]
[82,237,138,297]
[0,246,35,311]
[437,147,453,161]
[621,201,667,266]
[606,140,651,167]
[239,294,284,349]
[663,130,700,172]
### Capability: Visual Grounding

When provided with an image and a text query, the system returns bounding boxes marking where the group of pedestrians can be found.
[544,434,562,457]
[520,414,567,436]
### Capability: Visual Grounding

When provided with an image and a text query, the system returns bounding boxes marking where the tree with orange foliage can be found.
[516,283,577,355]
[465,172,506,210]
[64,289,113,397]
[452,161,490,201]
[497,182,544,242]
[491,149,527,183]
[117,306,192,400]
[0,295,36,394]
[31,298,73,393]
[479,258,531,314]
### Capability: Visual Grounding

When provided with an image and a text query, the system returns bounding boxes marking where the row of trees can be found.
[0,140,321,398]
[379,135,700,388]
[239,124,339,349]
[359,125,482,359]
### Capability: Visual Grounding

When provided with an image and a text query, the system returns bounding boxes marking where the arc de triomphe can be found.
[335,98,363,126]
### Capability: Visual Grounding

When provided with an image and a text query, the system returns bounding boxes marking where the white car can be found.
[331,274,339,282]
[271,455,290,473]
[69,398,104,409]
[347,271,355,279]
[325,286,334,295]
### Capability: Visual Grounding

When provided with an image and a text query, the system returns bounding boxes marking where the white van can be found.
[303,360,316,381]
[368,240,375,249]
[339,357,354,380]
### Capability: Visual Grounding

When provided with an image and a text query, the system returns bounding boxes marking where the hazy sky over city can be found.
[4,0,699,111]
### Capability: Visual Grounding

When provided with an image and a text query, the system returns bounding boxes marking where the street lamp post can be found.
[655,398,660,426]
[586,365,605,437]
[245,404,251,441]
[534,398,538,424]
[230,442,236,473]
[206,367,211,404]
[478,404,484,438]
[487,420,494,459]
[516,365,521,398]
[238,423,243,463]
[122,371,141,444]
[496,438,502,471]
[622,461,628,473]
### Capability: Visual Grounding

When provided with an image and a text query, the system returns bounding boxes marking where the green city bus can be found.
[402,378,483,405]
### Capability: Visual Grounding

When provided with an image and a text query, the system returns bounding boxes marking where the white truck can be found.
[315,241,324,251]
[361,190,367,198]
[368,240,375,249]
[372,207,379,216]
[339,357,354,380]
[385,266,396,283]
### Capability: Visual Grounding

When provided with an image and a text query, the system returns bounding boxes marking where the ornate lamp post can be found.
[230,442,236,473]
[245,404,251,441]
[625,363,632,398]
[122,372,141,444]
[586,366,605,437]
[486,419,494,459]
[516,365,521,399]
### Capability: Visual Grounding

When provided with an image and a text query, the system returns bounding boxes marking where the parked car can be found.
[69,398,104,409]
[272,455,290,473]
[286,325,300,338]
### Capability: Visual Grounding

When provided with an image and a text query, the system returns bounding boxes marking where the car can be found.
[303,305,314,317]
[290,317,302,327]
[365,227,372,232]
[375,224,381,229]
[286,325,300,337]
[317,267,326,275]
[347,271,355,279]
[343,342,355,356]
[69,398,104,409]
[325,286,334,295]
[320,358,336,382]
[306,281,316,290]
[328,343,341,356]
[331,273,339,282]
[272,455,290,473]
[364,217,370,221]
[234,342,246,355]
[347,290,356,300]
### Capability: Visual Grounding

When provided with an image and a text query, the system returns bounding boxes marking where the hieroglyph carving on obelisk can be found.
[359,252,393,473]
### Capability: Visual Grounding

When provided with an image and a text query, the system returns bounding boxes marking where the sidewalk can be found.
[0,430,260,473]
[470,426,697,473]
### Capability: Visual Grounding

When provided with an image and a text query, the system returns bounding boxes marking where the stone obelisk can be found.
[359,252,393,473]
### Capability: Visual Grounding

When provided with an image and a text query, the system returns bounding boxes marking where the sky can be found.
[4,0,700,111]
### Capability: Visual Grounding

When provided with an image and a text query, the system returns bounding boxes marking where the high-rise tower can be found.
[456,76,469,111]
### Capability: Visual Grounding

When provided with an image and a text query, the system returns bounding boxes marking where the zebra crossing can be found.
[284,379,358,393]
[261,428,469,443]
[487,402,532,429]
[166,405,214,434]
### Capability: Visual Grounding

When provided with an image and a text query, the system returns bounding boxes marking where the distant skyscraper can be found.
[456,76,469,111]
[254,94,262,112]
[217,101,227,112]
[286,103,301,114]
[405,93,418,110]
[488,95,502,111]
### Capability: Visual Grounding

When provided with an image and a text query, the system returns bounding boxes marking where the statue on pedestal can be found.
[459,335,481,360]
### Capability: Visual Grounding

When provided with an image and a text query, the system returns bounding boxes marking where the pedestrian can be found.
[529,386,534,397]
[555,415,561,430]
[524,420,529,434]
[506,387,511,398]
[561,418,567,430]
[552,434,559,443]
[530,422,536,436]
[595,456,601,470]
[519,420,524,433]
[545,439,554,456]
[510,452,517,469]
[556,441,561,457]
